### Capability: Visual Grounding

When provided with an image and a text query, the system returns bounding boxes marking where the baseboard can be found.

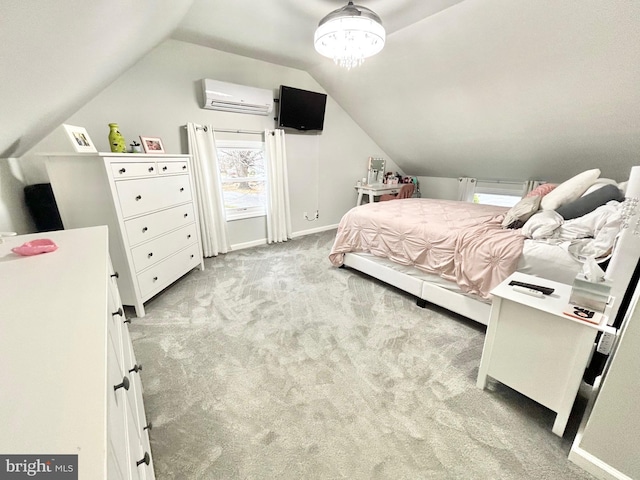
[291,223,338,238]
[569,446,633,480]
[228,223,338,251]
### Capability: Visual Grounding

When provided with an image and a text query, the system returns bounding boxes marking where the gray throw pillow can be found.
[502,195,542,229]
[555,184,624,220]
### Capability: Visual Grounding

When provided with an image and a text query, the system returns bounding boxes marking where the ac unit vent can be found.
[201,79,273,116]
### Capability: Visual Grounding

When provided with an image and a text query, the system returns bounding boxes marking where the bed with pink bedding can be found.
[329,189,636,325]
[329,199,523,300]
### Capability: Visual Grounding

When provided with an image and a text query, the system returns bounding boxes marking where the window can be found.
[216,140,266,220]
[472,180,523,207]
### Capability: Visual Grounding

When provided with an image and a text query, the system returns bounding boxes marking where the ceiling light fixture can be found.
[314,1,385,70]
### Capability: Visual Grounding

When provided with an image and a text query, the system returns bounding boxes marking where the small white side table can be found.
[477,272,615,437]
[354,184,400,206]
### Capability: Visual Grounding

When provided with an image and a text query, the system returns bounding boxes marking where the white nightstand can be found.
[354,184,400,206]
[477,272,616,437]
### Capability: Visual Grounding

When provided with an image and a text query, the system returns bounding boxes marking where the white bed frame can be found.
[342,167,640,326]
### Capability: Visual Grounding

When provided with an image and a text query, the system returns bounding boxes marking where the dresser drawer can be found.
[158,161,189,175]
[116,175,193,218]
[124,203,195,246]
[130,224,198,273]
[111,162,158,179]
[137,244,201,298]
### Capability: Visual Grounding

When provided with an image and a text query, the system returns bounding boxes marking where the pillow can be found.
[555,184,624,220]
[581,178,618,197]
[522,210,564,239]
[618,181,628,195]
[501,195,542,229]
[540,168,601,211]
[525,183,557,198]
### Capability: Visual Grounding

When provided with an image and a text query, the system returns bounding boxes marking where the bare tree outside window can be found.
[217,141,266,219]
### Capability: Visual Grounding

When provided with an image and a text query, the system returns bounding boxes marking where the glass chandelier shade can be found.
[314,2,385,70]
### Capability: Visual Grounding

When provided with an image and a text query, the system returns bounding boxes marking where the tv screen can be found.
[278,85,327,131]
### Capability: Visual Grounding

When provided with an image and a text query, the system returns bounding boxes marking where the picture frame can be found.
[62,124,97,153]
[139,136,165,154]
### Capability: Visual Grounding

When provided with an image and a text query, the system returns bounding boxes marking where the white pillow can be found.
[540,168,601,211]
[582,178,617,197]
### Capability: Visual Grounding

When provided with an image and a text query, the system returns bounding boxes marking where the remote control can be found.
[508,280,554,295]
[512,285,544,298]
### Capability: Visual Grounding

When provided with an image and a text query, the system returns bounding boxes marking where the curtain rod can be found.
[183,125,264,135]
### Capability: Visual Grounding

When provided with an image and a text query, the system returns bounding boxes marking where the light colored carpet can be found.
[128,230,595,480]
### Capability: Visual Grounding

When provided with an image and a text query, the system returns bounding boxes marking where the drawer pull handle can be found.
[144,422,152,431]
[153,276,158,282]
[148,167,154,172]
[112,307,123,317]
[114,376,130,392]
[148,252,153,258]
[180,187,185,192]
[142,227,148,233]
[162,166,168,171]
[119,168,126,174]
[129,364,143,373]
[110,271,119,279]
[124,318,132,324]
[184,213,188,218]
[135,195,142,201]
[136,452,151,467]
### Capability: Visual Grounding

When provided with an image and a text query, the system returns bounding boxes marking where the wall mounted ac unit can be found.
[201,79,274,116]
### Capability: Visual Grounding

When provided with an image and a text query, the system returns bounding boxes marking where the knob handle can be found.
[183,213,188,218]
[119,168,126,174]
[180,187,185,192]
[162,166,168,171]
[144,422,152,431]
[190,254,194,259]
[136,452,150,467]
[135,195,142,201]
[110,272,119,279]
[153,276,158,282]
[147,252,153,258]
[112,307,123,317]
[142,227,148,233]
[182,165,187,170]
[114,376,130,392]
[129,364,143,373]
[187,234,191,239]
[148,167,154,172]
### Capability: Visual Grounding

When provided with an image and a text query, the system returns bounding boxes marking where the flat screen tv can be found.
[278,85,327,131]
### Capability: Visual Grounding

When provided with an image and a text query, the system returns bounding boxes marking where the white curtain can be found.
[457,177,477,202]
[264,129,291,243]
[186,123,230,257]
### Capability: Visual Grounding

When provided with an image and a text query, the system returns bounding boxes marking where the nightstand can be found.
[477,272,615,437]
[354,184,400,206]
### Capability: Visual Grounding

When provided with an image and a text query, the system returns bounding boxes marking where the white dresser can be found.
[0,226,155,479]
[45,153,205,317]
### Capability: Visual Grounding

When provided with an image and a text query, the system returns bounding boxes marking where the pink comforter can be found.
[329,199,525,299]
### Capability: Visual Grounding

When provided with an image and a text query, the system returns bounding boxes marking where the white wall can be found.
[15,39,400,244]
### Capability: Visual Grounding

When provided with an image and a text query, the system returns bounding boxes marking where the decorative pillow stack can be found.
[502,168,625,230]
[540,169,601,210]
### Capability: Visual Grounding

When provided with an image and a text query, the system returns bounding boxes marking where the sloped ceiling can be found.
[0,0,194,158]
[3,0,639,183]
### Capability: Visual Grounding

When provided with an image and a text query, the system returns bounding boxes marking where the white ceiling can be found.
[171,0,465,70]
